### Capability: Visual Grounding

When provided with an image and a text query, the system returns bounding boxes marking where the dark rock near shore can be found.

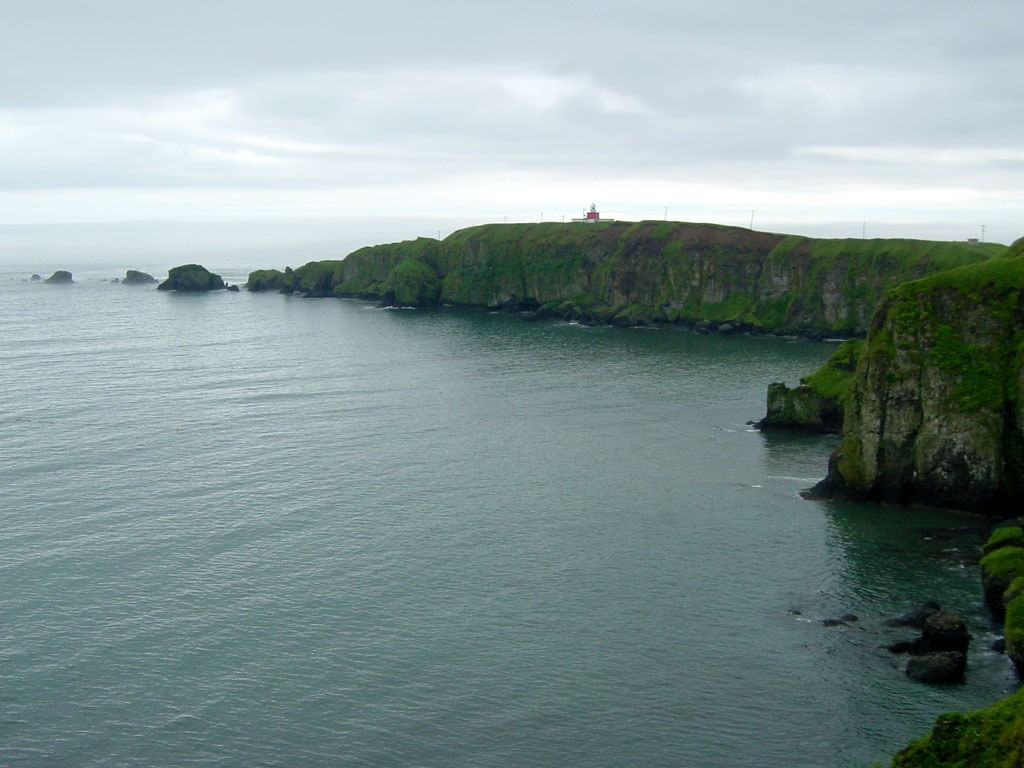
[123,269,157,285]
[905,651,966,683]
[44,270,73,284]
[157,264,226,292]
[226,284,240,292]
[915,611,970,655]
[993,637,1006,653]
[30,273,41,281]
[887,640,913,654]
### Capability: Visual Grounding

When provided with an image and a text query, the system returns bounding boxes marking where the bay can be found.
[0,264,1016,767]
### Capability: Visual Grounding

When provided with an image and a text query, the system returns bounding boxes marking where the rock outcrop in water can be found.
[123,269,157,285]
[810,239,1024,516]
[756,339,863,431]
[247,222,1002,336]
[157,264,226,292]
[44,270,73,284]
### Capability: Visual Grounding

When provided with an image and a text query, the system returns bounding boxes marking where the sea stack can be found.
[123,269,157,285]
[157,264,226,292]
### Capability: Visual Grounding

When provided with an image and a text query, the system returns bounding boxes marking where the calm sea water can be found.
[0,264,1017,768]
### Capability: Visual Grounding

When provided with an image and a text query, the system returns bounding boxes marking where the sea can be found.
[1,260,1018,768]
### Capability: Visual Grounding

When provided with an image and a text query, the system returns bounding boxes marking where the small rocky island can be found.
[43,270,74,284]
[122,269,157,285]
[157,264,226,292]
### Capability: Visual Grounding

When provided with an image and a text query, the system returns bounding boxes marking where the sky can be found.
[1,0,1022,260]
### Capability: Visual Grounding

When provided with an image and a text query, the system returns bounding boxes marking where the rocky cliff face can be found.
[248,221,1001,336]
[814,245,1024,515]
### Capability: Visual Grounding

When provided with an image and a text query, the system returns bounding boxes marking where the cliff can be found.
[813,240,1024,515]
[247,221,1002,336]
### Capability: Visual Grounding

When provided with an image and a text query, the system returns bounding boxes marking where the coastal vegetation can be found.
[246,221,1003,336]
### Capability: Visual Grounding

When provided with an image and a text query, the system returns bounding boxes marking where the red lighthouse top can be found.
[585,202,600,220]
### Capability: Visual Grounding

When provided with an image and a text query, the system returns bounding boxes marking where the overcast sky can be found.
[1,0,1022,250]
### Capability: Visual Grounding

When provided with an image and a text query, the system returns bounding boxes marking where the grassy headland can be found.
[247,221,1003,337]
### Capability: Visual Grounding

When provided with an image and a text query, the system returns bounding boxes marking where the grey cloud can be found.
[0,0,1022,237]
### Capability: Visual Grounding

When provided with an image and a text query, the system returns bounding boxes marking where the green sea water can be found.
[0,265,1016,767]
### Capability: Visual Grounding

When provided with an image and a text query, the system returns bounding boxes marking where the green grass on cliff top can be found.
[890,246,1024,297]
[805,237,1003,270]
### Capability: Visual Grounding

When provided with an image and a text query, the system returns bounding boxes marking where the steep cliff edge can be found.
[813,241,1024,515]
[248,222,1002,336]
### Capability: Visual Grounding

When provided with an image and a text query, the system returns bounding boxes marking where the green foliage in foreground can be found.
[880,686,1024,767]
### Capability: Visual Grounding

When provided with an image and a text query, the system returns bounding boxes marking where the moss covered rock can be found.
[1005,576,1024,678]
[157,264,226,292]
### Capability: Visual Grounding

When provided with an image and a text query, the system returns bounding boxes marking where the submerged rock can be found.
[157,264,226,292]
[30,273,41,281]
[123,269,157,285]
[44,270,73,284]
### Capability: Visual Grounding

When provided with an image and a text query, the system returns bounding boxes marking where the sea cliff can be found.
[248,221,1002,336]
[812,239,1024,516]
